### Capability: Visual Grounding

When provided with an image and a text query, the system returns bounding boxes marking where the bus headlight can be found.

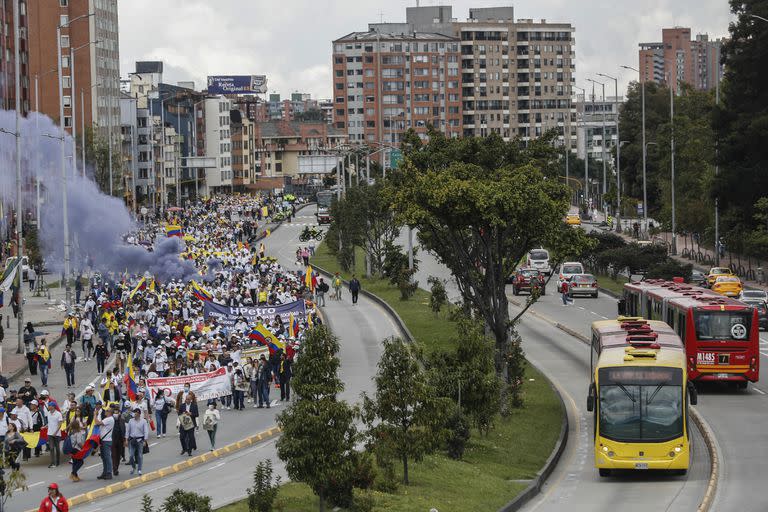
[675,446,682,452]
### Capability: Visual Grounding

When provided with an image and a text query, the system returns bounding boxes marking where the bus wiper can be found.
[616,383,636,403]
[647,384,664,405]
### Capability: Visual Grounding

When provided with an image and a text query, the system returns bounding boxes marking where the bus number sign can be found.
[697,352,716,365]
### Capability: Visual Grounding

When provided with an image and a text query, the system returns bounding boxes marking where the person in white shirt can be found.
[125,408,149,475]
[0,408,8,440]
[46,402,63,468]
[10,399,32,432]
[96,408,115,480]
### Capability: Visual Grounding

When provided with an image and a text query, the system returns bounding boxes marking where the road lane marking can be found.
[28,481,45,488]
[755,388,766,395]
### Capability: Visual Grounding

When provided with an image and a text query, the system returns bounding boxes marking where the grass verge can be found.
[594,272,627,296]
[219,243,563,511]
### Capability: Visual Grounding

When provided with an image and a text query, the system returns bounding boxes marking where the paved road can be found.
[18,207,398,511]
[402,234,710,512]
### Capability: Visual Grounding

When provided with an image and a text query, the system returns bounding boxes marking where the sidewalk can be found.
[2,283,68,382]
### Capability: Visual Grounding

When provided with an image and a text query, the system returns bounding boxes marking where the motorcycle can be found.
[299,227,324,242]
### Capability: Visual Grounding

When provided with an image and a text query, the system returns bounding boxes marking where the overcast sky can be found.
[118,0,734,100]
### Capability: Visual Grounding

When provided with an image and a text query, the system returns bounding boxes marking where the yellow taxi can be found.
[565,213,581,226]
[711,275,743,297]
[706,267,733,287]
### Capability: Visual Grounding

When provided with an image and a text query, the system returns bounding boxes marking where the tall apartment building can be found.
[335,5,576,146]
[231,110,255,190]
[331,31,462,145]
[575,93,620,164]
[639,27,724,92]
[28,0,120,139]
[200,96,233,195]
[0,0,30,113]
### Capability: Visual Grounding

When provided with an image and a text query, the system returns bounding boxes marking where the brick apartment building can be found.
[0,0,30,114]
[639,27,724,93]
[27,0,120,138]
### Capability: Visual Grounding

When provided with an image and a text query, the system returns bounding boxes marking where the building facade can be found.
[27,0,120,138]
[574,93,620,164]
[0,0,30,114]
[200,96,233,195]
[332,31,462,145]
[638,27,724,92]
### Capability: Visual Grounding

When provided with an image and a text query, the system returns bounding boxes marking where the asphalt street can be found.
[33,207,398,511]
[404,234,710,512]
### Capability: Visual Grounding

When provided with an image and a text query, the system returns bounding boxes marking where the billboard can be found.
[207,75,267,95]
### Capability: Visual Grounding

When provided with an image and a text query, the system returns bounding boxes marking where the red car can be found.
[512,268,546,296]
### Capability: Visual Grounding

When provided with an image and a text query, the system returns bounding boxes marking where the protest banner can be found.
[146,367,232,401]
[204,299,306,328]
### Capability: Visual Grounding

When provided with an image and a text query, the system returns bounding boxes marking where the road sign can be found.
[390,149,402,169]
[637,202,644,215]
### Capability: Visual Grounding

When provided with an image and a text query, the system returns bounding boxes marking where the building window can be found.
[62,76,71,88]
[60,15,69,27]
[61,56,70,68]
[64,116,72,127]
[63,95,71,108]
[60,0,68,5]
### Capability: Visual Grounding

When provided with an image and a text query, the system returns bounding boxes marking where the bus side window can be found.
[679,313,687,342]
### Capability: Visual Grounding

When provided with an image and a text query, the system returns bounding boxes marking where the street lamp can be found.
[666,72,677,255]
[573,85,588,208]
[34,67,58,226]
[57,11,95,306]
[621,64,647,231]
[81,82,102,179]
[70,39,99,177]
[586,78,607,211]
[597,72,622,231]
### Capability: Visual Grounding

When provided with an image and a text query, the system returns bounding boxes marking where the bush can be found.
[397,271,419,300]
[445,408,471,460]
[646,259,693,282]
[428,276,448,314]
[351,489,376,512]
[247,459,281,512]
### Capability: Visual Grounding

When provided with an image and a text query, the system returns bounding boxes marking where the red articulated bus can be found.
[619,279,759,388]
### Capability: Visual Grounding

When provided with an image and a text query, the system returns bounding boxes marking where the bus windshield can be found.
[598,367,683,443]
[693,309,752,341]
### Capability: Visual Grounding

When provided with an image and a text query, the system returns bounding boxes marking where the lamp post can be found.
[621,64,646,230]
[81,81,101,179]
[34,67,58,227]
[667,72,677,255]
[58,12,95,306]
[586,79,607,207]
[70,39,99,177]
[597,72,621,231]
[574,85,588,208]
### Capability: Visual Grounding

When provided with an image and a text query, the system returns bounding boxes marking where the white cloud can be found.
[118,0,734,99]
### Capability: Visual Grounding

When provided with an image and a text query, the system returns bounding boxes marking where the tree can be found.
[276,326,359,511]
[0,453,27,512]
[391,129,589,405]
[161,489,212,512]
[714,2,768,244]
[427,276,448,314]
[381,241,419,299]
[294,109,325,122]
[361,337,449,485]
[84,126,123,197]
[247,459,281,512]
[141,495,155,512]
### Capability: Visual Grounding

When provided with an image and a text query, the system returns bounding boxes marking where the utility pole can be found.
[56,22,72,306]
[670,75,677,255]
[13,0,23,355]
[108,91,114,195]
[714,44,721,265]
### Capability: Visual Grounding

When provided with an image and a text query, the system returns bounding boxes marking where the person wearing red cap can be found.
[37,483,68,512]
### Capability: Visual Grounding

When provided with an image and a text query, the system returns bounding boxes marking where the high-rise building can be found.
[639,27,724,92]
[200,96,233,195]
[27,0,120,139]
[0,0,30,114]
[335,5,576,146]
[331,30,462,146]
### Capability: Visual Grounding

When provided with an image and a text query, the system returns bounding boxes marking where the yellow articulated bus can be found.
[587,317,698,477]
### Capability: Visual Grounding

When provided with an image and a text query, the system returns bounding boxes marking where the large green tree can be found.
[361,337,448,485]
[391,129,587,397]
[276,326,359,511]
[714,1,768,254]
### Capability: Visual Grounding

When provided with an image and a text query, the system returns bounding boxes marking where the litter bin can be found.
[758,267,764,285]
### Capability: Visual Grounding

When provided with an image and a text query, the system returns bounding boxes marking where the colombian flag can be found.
[129,278,147,300]
[21,426,49,449]
[166,225,183,237]
[72,421,102,460]
[288,313,300,338]
[123,356,138,401]
[191,280,213,302]
[250,324,285,355]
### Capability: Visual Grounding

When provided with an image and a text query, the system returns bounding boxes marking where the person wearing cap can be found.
[95,407,115,480]
[63,312,78,348]
[79,386,97,424]
[29,400,45,458]
[125,407,149,475]
[18,377,37,405]
[47,401,63,468]
[110,403,126,476]
[37,482,69,512]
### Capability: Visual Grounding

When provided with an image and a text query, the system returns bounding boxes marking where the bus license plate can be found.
[717,373,730,379]
[635,463,648,470]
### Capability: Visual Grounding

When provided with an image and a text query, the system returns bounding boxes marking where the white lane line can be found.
[28,481,45,488]
[207,462,226,471]
[754,388,766,395]
[599,315,609,320]
[762,351,768,358]
[578,306,585,310]
[149,442,159,447]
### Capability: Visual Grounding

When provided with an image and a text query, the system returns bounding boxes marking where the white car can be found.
[557,261,585,293]
[527,249,552,276]
[740,290,768,302]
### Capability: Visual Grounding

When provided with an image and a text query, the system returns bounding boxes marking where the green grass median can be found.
[218,243,563,512]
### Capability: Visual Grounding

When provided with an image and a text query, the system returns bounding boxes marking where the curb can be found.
[310,263,416,344]
[690,409,720,512]
[497,360,569,512]
[23,426,282,512]
[508,296,721,512]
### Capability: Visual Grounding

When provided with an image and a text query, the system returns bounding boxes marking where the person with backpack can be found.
[202,401,220,450]
[94,339,109,374]
[316,278,328,306]
[65,418,86,482]
[349,275,361,305]
[153,390,172,438]
[125,407,149,475]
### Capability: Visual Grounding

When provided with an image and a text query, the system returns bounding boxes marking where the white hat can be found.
[86,384,94,390]
[40,390,49,396]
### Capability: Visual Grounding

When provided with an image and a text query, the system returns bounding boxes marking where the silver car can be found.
[740,289,768,302]
[568,274,599,298]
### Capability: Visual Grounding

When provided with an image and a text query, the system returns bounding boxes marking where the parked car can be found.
[512,268,546,296]
[557,261,585,293]
[706,267,734,287]
[712,275,743,297]
[565,213,581,226]
[568,273,599,298]
[526,249,552,276]
[742,298,768,330]
[689,269,707,286]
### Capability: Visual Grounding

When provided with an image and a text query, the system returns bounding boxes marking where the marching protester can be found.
[126,407,149,475]
[37,483,68,512]
[178,395,198,456]
[202,401,221,450]
[60,344,77,388]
